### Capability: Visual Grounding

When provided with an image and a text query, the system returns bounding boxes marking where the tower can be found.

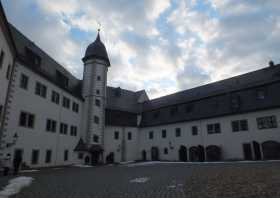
[82,30,110,157]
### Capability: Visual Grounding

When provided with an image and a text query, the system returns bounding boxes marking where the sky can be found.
[2,0,280,99]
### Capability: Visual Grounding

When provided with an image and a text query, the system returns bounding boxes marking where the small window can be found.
[31,149,39,165]
[97,76,101,81]
[46,119,57,133]
[20,74,29,90]
[60,123,68,135]
[35,82,47,98]
[6,64,11,80]
[93,135,99,143]
[96,89,100,95]
[19,111,35,128]
[256,89,265,100]
[0,50,4,68]
[94,116,99,124]
[164,148,168,154]
[175,128,181,137]
[62,97,70,108]
[127,132,132,140]
[257,116,277,129]
[192,126,198,136]
[231,120,248,132]
[70,126,77,136]
[95,99,101,107]
[170,106,178,115]
[162,129,167,138]
[45,150,52,163]
[72,102,79,113]
[207,123,221,134]
[149,131,154,139]
[51,91,60,104]
[114,131,119,140]
[64,150,68,161]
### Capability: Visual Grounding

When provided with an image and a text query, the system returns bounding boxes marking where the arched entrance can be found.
[84,156,90,164]
[206,145,222,161]
[253,141,262,160]
[151,147,159,161]
[262,141,280,160]
[142,150,147,161]
[189,146,199,162]
[197,145,205,162]
[179,145,188,161]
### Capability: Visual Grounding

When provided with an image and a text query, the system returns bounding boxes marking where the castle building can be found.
[1,4,280,167]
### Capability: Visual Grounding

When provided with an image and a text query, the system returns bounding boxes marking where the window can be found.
[70,126,77,136]
[62,97,70,108]
[46,119,57,133]
[97,76,101,81]
[207,123,221,134]
[170,106,178,115]
[114,131,119,140]
[72,102,79,113]
[60,123,68,135]
[164,148,168,154]
[35,82,47,98]
[256,89,265,100]
[96,89,100,95]
[185,104,194,113]
[93,135,99,143]
[94,116,99,124]
[257,116,277,129]
[127,132,132,140]
[175,128,181,137]
[6,64,11,80]
[20,74,29,90]
[64,150,68,161]
[95,99,100,107]
[231,120,248,132]
[78,153,84,159]
[231,95,241,110]
[45,150,52,163]
[192,126,198,136]
[56,70,69,88]
[0,50,4,68]
[162,129,167,138]
[19,112,35,128]
[25,47,41,67]
[31,149,39,165]
[149,131,154,139]
[51,91,60,104]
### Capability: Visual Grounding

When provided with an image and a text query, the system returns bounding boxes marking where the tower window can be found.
[127,132,132,140]
[94,116,99,124]
[93,135,99,143]
[96,90,100,95]
[97,76,101,81]
[114,131,119,140]
[95,99,101,107]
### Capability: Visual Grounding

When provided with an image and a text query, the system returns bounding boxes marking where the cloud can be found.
[2,0,280,99]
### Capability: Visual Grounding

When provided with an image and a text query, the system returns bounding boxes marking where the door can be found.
[179,146,188,161]
[243,143,253,160]
[151,147,159,161]
[91,152,99,165]
[142,150,147,161]
[14,149,23,160]
[253,141,262,160]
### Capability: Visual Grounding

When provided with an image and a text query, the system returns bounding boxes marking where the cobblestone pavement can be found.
[0,161,280,198]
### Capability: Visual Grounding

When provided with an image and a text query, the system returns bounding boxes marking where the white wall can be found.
[139,108,280,161]
[104,126,139,162]
[0,20,13,128]
[3,62,83,167]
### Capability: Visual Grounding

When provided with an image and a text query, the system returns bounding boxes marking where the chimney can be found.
[269,60,275,67]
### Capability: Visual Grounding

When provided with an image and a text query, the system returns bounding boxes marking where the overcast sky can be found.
[2,0,280,99]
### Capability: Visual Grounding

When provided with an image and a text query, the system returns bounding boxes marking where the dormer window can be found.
[170,106,178,115]
[25,47,41,67]
[231,95,241,110]
[256,89,265,100]
[115,87,121,97]
[185,104,194,113]
[56,70,69,88]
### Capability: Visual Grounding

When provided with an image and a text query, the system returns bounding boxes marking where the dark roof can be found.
[9,24,83,100]
[0,2,17,56]
[105,109,138,127]
[106,86,144,113]
[83,32,110,66]
[140,65,280,127]
[143,64,280,111]
[74,138,103,153]
[74,138,87,152]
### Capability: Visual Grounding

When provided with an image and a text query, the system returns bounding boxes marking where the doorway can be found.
[151,147,159,161]
[252,141,262,160]
[91,152,100,165]
[262,141,280,160]
[179,145,188,161]
[142,150,147,161]
[243,143,253,160]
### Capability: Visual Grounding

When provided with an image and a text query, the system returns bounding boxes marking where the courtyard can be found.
[0,161,280,198]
